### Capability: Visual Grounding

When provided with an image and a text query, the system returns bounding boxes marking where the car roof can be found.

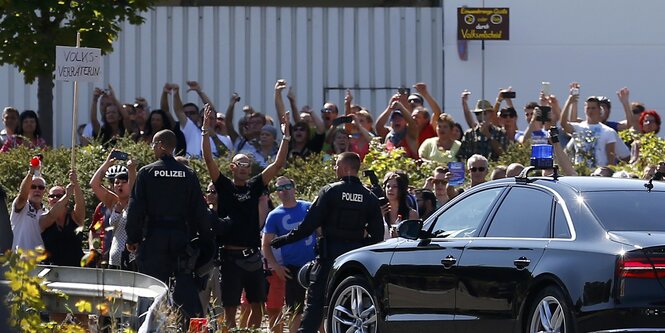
[486,175,665,193]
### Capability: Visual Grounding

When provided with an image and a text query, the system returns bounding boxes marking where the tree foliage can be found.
[0,0,155,83]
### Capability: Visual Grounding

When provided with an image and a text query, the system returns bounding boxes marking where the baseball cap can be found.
[261,124,277,138]
[473,100,493,113]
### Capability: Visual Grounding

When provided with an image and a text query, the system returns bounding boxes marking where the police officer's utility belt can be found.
[223,247,259,258]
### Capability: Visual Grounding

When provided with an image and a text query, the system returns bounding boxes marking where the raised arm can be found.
[414,82,442,128]
[376,96,397,139]
[461,90,477,128]
[550,127,577,176]
[202,104,222,182]
[172,84,187,129]
[492,87,513,127]
[187,81,216,110]
[89,151,121,209]
[261,113,290,185]
[39,184,73,231]
[225,93,241,143]
[560,94,577,135]
[616,87,636,131]
[274,79,288,122]
[287,87,301,123]
[160,83,177,129]
[69,170,85,227]
[15,166,38,212]
[90,88,103,135]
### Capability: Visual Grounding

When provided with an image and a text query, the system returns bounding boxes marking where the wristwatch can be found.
[282,136,291,141]
[201,129,210,136]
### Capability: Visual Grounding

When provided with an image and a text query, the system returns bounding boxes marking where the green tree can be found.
[0,0,155,144]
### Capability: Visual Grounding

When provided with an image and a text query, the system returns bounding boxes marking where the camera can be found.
[110,150,129,161]
[397,87,410,96]
[363,169,387,203]
[501,91,516,99]
[536,106,551,123]
[235,96,241,102]
[331,115,353,127]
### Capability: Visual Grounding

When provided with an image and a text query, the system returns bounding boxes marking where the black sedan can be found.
[324,175,665,333]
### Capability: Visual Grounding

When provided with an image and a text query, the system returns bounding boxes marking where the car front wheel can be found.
[526,286,575,333]
[327,275,378,333]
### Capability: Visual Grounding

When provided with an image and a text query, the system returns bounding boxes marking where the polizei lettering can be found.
[154,170,186,178]
[341,192,363,202]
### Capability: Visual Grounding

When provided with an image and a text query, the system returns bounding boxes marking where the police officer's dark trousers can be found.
[139,228,203,319]
[298,241,362,333]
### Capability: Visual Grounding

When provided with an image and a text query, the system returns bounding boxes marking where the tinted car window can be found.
[584,191,665,231]
[485,187,552,238]
[553,203,571,238]
[430,187,503,238]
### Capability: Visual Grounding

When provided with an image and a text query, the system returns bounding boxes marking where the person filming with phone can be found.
[457,97,507,162]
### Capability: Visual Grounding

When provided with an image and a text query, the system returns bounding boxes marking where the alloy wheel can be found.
[330,284,377,333]
[529,295,566,333]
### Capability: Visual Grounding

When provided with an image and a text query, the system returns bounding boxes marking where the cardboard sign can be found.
[55,46,102,82]
[458,7,510,40]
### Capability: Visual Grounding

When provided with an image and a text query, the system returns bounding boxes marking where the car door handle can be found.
[513,256,531,270]
[441,255,457,269]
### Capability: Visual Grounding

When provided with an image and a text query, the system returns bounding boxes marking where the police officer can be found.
[271,152,384,333]
[125,129,214,321]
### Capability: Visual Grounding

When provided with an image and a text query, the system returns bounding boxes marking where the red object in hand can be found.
[30,156,41,167]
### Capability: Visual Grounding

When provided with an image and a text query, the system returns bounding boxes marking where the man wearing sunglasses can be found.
[467,154,489,188]
[262,176,316,333]
[202,99,291,330]
[10,162,47,251]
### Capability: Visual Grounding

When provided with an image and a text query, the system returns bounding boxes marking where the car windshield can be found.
[584,190,665,232]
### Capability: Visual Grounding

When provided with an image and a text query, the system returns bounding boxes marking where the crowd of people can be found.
[3,78,665,331]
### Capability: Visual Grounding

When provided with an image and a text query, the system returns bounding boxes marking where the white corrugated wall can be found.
[0,6,443,147]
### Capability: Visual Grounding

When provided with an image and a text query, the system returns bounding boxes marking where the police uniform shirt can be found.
[282,176,384,246]
[214,173,266,248]
[126,155,210,245]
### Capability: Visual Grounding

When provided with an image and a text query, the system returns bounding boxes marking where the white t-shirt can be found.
[570,122,616,167]
[181,118,217,157]
[10,198,44,251]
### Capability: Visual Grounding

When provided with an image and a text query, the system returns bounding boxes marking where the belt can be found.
[222,247,259,258]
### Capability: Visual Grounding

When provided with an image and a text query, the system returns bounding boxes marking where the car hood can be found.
[608,231,665,249]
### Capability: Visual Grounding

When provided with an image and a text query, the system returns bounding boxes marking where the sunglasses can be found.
[470,167,487,173]
[31,185,46,190]
[234,161,251,168]
[408,99,421,104]
[320,108,335,114]
[205,189,217,194]
[433,179,447,185]
[48,194,64,199]
[150,141,161,149]
[184,111,199,116]
[294,127,308,132]
[500,113,517,118]
[275,183,294,192]
[632,109,644,115]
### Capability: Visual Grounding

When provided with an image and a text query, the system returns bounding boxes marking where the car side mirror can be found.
[397,219,423,240]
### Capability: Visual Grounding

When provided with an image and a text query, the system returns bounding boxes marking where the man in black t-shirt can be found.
[201,101,290,330]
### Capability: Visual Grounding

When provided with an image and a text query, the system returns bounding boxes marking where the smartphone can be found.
[501,91,516,99]
[110,150,129,161]
[398,87,410,96]
[571,88,579,96]
[379,196,389,206]
[331,115,353,127]
[541,82,551,96]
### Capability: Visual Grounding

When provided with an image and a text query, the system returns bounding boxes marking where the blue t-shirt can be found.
[264,200,316,267]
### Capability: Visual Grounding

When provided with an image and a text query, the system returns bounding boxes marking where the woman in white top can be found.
[90,150,137,269]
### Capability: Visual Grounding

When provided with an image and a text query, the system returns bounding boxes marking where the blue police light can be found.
[530,144,554,169]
